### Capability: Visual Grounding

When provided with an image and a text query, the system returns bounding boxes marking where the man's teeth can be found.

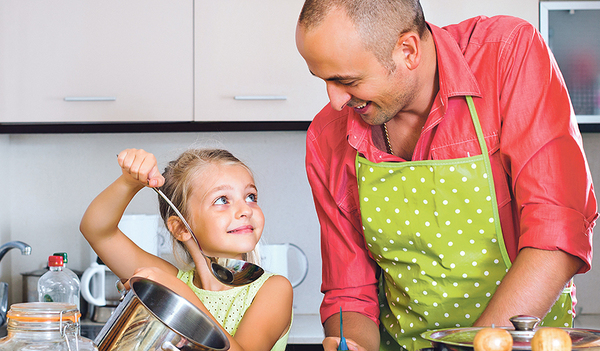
[355,102,367,109]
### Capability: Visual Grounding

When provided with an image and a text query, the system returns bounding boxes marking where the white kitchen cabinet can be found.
[0,1,193,123]
[420,0,538,28]
[194,1,328,122]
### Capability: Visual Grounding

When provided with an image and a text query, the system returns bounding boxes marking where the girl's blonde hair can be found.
[157,148,259,268]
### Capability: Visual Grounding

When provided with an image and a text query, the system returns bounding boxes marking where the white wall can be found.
[421,0,539,27]
[0,131,322,315]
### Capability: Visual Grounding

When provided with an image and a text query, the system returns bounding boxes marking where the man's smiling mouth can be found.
[352,101,370,113]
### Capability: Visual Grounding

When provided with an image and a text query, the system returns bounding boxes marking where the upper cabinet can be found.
[194,0,328,122]
[419,0,538,28]
[0,1,193,123]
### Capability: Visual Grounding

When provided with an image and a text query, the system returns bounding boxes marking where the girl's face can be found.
[187,163,264,260]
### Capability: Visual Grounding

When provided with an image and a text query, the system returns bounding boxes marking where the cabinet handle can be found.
[233,95,287,101]
[64,97,117,102]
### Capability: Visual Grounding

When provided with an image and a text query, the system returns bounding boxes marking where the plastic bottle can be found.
[53,252,80,286]
[37,255,80,309]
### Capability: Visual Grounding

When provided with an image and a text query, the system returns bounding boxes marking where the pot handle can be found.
[161,341,181,351]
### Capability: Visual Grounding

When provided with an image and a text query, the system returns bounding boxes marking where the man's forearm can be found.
[323,311,380,351]
[474,247,583,327]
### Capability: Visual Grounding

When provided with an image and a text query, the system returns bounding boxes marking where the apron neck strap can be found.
[465,96,489,157]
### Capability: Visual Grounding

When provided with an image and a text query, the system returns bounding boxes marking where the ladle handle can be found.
[151,187,201,250]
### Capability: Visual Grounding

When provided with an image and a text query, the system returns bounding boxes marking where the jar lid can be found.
[7,302,80,323]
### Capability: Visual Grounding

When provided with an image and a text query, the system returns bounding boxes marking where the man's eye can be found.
[214,196,228,205]
[340,80,358,87]
[246,193,257,203]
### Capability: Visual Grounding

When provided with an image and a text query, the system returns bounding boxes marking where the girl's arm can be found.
[79,149,176,279]
[234,275,293,351]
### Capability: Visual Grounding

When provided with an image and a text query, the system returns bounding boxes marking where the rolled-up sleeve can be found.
[496,22,597,272]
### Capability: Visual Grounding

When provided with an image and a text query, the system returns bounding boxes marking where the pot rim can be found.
[129,277,231,351]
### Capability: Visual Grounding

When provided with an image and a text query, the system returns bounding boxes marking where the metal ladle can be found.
[152,187,264,286]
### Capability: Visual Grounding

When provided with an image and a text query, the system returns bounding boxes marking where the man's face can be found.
[296,9,417,126]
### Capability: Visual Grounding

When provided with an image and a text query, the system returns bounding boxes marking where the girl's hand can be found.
[117,149,165,188]
[323,336,365,351]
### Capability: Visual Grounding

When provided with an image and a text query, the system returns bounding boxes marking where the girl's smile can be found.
[228,224,255,234]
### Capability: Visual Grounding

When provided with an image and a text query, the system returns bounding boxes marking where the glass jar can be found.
[0,302,97,350]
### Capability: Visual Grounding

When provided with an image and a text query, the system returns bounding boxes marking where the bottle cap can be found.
[48,255,64,267]
[53,252,68,264]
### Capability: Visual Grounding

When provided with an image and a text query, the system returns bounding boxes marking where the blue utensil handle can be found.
[338,337,349,351]
[338,307,349,351]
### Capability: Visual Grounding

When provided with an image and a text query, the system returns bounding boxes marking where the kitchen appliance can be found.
[540,1,600,124]
[80,214,160,323]
[117,214,160,256]
[80,258,121,323]
[20,268,48,303]
[259,243,308,288]
[420,315,600,350]
[94,277,230,351]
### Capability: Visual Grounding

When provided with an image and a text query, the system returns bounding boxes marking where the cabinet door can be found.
[420,0,538,28]
[0,1,193,123]
[195,1,328,122]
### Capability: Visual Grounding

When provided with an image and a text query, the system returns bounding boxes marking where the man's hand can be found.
[323,312,380,351]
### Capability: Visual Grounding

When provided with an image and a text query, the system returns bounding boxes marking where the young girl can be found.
[80,148,293,351]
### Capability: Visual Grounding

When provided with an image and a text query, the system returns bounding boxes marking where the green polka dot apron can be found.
[356,96,573,351]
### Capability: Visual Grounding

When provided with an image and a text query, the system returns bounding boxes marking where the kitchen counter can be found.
[288,314,324,344]
[80,313,325,345]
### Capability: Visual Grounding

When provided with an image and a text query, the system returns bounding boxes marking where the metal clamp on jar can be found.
[0,302,97,351]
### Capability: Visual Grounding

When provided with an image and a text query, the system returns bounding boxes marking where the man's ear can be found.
[167,215,192,242]
[393,32,421,70]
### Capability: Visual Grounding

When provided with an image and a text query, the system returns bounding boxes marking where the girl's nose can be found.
[326,82,351,111]
[235,200,253,218]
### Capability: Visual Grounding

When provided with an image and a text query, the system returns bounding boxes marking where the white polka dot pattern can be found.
[357,155,509,350]
[357,153,575,351]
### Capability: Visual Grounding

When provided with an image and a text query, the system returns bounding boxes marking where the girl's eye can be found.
[214,196,228,205]
[246,193,257,203]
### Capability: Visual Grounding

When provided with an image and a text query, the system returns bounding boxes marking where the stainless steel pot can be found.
[421,315,600,350]
[20,268,48,302]
[94,277,230,351]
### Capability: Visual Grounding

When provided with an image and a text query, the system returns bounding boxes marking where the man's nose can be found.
[326,82,351,111]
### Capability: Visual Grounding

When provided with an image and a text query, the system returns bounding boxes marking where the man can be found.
[295,1,597,351]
